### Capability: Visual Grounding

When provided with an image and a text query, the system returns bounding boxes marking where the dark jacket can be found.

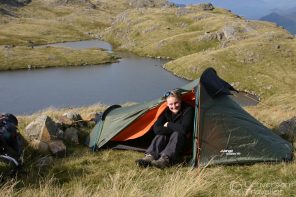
[153,102,194,136]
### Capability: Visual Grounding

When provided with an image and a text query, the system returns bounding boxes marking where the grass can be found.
[0,46,118,70]
[164,39,296,98]
[0,100,294,196]
[1,141,295,196]
[0,0,130,70]
[1,0,296,196]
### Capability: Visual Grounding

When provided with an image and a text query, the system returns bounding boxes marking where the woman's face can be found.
[166,96,181,114]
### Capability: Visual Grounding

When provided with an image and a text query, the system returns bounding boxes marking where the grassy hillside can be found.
[0,46,117,70]
[1,1,296,196]
[0,0,172,70]
[0,0,129,46]
[0,0,132,70]
[103,4,296,95]
[103,3,296,126]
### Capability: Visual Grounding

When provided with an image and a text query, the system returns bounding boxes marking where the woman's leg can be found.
[160,131,187,163]
[145,134,169,160]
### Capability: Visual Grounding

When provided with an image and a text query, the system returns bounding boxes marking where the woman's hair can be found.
[163,90,182,100]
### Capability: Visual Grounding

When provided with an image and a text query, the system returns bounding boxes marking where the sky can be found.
[169,0,296,19]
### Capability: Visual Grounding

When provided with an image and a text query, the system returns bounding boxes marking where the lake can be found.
[0,40,188,115]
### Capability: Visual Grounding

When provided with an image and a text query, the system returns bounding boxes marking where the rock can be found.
[56,129,64,139]
[65,112,78,122]
[63,112,85,127]
[216,32,224,41]
[223,26,236,40]
[128,0,172,8]
[85,112,102,123]
[2,0,31,6]
[36,156,54,167]
[276,117,296,142]
[87,2,96,9]
[48,140,66,157]
[25,115,58,142]
[56,115,74,128]
[200,32,219,41]
[64,127,79,144]
[16,0,31,4]
[176,7,193,17]
[30,139,49,153]
[198,3,215,11]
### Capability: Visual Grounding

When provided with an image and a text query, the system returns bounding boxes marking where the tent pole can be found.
[196,81,202,170]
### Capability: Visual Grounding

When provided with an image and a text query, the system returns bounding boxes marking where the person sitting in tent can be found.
[136,90,194,169]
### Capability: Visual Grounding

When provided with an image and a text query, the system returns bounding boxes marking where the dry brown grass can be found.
[1,1,296,196]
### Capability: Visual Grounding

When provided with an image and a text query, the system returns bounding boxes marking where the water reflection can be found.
[0,40,188,115]
[46,40,113,52]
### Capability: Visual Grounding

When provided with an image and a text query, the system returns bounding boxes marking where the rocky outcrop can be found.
[0,0,31,6]
[55,0,96,8]
[25,115,58,142]
[128,0,173,8]
[62,112,86,127]
[24,112,96,156]
[64,127,79,144]
[30,139,50,153]
[276,116,296,142]
[48,140,66,157]
[198,3,215,11]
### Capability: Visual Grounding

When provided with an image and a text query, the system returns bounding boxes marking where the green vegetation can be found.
[0,105,294,196]
[1,0,296,196]
[0,0,130,70]
[0,46,117,70]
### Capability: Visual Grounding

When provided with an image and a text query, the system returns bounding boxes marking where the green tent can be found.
[88,69,293,167]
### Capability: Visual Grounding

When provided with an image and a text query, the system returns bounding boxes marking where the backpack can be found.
[0,113,22,164]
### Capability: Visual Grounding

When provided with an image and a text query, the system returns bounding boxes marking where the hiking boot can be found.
[151,155,170,169]
[136,154,154,168]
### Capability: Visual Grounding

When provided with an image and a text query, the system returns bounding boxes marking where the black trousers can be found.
[146,131,188,163]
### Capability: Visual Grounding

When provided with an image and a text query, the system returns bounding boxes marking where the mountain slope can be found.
[103,3,296,99]
[260,12,296,34]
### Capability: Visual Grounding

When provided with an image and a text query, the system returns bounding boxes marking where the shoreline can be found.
[0,45,118,71]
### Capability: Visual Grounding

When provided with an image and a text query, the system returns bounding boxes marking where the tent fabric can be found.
[89,70,293,167]
[88,99,162,149]
[200,67,238,98]
[197,84,293,167]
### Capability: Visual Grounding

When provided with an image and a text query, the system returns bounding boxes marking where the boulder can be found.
[56,128,64,139]
[276,116,296,142]
[30,139,49,153]
[36,156,54,167]
[16,0,31,4]
[198,3,215,11]
[56,115,74,128]
[62,112,86,127]
[223,26,236,40]
[64,127,79,144]
[25,115,58,142]
[85,112,102,123]
[48,140,66,157]
[128,0,172,8]
[0,0,31,6]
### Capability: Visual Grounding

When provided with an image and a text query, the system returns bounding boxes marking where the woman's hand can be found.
[164,122,168,127]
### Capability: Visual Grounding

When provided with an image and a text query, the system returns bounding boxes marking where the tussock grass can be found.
[1,1,296,196]
[1,145,296,196]
[164,39,296,98]
[0,0,130,70]
[0,0,129,46]
[1,103,293,196]
[0,181,18,197]
[0,46,117,70]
